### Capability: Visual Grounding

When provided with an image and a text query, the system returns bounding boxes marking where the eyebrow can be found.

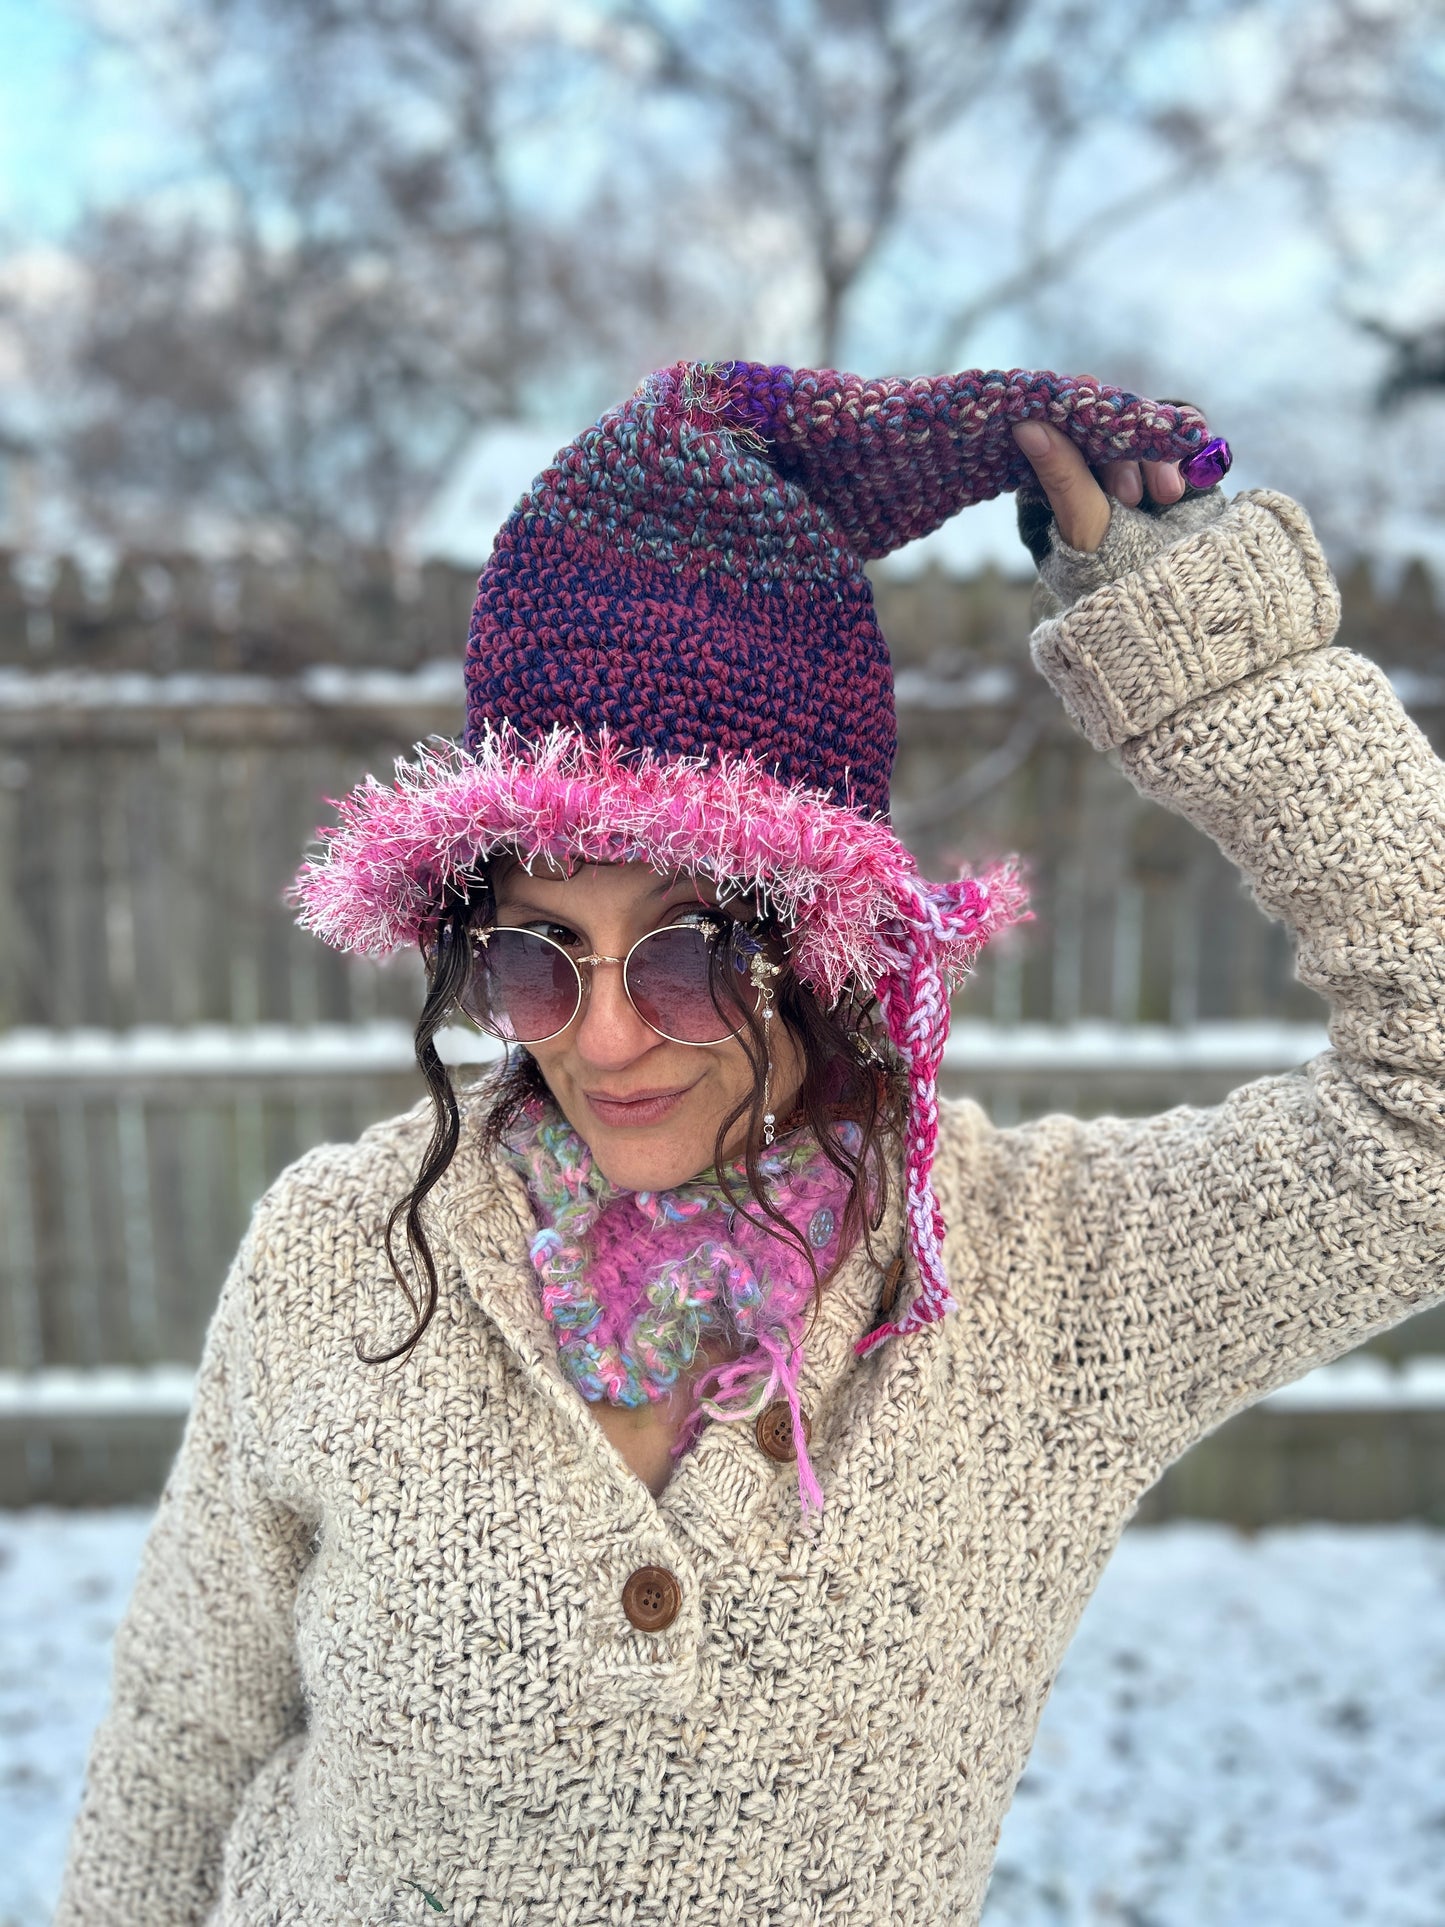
[493,876,706,922]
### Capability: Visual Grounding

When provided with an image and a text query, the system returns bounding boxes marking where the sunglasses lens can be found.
[461,929,578,1042]
[625,922,752,1045]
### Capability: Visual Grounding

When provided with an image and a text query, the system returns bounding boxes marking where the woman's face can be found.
[487,861,805,1191]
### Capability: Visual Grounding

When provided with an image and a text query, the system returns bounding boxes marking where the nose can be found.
[571,958,660,1069]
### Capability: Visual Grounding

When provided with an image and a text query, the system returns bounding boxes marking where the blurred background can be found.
[1,1,1444,1920]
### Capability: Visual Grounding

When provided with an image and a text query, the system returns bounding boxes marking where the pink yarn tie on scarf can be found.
[683,1325,822,1515]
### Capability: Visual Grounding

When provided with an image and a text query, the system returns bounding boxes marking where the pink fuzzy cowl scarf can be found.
[503,1097,868,1517]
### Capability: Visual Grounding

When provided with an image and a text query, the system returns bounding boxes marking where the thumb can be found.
[1012,420,1110,553]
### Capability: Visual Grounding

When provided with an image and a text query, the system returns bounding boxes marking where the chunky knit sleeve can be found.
[979,485,1445,1471]
[53,1200,313,1927]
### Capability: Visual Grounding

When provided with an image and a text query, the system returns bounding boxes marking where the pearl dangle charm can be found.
[750,949,781,1147]
[762,1000,776,1146]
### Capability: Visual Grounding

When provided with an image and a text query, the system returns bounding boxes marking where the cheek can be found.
[681,1045,758,1163]
[708,1037,756,1105]
[520,1039,568,1102]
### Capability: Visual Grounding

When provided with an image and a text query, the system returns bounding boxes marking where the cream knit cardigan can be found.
[57,489,1445,1926]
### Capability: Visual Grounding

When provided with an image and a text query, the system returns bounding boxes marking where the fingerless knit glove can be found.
[1022,487,1342,753]
[1023,485,1230,613]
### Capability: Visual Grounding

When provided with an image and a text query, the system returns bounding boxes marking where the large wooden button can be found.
[754,1400,812,1464]
[621,1565,681,1632]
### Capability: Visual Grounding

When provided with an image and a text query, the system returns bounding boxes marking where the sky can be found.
[2,0,1444,579]
[0,1,158,236]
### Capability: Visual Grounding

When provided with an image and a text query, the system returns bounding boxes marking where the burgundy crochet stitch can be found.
[463,362,1209,817]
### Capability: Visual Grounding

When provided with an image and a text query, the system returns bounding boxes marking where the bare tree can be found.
[13,0,1445,561]
[616,0,1273,367]
[27,0,706,556]
[617,0,1033,362]
[1359,318,1445,409]
[1266,0,1445,404]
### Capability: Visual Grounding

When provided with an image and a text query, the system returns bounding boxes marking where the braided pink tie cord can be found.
[854,877,1001,1359]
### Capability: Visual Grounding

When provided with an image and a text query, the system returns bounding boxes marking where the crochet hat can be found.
[292,360,1217,1355]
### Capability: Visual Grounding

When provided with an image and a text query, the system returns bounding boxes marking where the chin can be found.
[589,1130,717,1193]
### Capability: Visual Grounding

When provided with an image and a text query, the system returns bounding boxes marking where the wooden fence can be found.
[2,543,1443,1512]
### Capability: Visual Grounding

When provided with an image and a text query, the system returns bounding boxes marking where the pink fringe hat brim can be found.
[288,723,1029,1004]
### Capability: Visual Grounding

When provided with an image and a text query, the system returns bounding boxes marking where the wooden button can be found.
[754,1400,812,1464]
[621,1565,681,1632]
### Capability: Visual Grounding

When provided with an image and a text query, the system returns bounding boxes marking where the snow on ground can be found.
[983,1525,1445,1927]
[1,1509,153,1927]
[2,1513,1443,1927]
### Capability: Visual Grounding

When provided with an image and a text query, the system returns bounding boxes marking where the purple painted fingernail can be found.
[1181,436,1232,489]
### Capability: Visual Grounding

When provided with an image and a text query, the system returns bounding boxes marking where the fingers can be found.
[1100,460,1142,506]
[1012,420,1110,552]
[1145,458,1185,505]
[1100,458,1186,508]
[1014,419,1187,552]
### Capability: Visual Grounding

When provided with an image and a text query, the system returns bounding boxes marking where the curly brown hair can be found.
[360,864,907,1367]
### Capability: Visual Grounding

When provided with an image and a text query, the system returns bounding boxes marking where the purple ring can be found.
[1180,436,1232,490]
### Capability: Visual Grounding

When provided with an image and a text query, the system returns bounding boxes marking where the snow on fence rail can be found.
[0,663,1023,713]
[0,662,463,710]
[0,1019,1349,1386]
[2,662,1440,713]
[0,1019,1333,1081]
[4,1354,1444,1421]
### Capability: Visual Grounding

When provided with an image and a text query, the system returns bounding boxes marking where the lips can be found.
[584,1085,694,1106]
[583,1081,699,1127]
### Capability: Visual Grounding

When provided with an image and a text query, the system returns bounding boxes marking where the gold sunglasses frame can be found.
[464,917,780,1047]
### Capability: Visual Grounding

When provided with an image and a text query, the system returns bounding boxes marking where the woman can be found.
[57,362,1445,1924]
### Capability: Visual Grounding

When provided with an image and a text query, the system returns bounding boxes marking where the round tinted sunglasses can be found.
[459,911,780,1046]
